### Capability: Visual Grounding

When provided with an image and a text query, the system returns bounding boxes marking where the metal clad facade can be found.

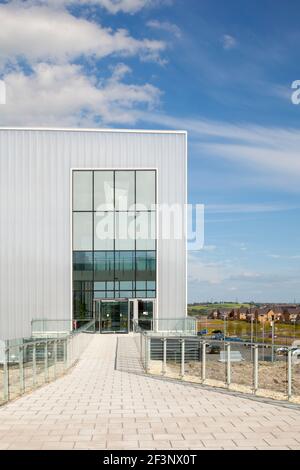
[0,129,187,340]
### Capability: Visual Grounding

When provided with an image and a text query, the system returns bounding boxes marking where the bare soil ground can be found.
[148,359,300,404]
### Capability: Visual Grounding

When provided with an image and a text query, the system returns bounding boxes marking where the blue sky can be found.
[0,0,300,303]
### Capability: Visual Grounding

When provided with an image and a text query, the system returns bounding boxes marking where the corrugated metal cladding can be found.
[0,129,187,340]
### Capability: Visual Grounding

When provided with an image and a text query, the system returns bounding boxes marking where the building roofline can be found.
[0,127,187,135]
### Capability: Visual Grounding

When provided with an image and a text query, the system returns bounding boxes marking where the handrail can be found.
[137,332,300,403]
[0,319,96,406]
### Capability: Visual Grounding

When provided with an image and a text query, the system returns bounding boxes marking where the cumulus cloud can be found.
[0,3,165,65]
[147,19,182,38]
[0,62,161,126]
[0,0,167,125]
[11,0,156,14]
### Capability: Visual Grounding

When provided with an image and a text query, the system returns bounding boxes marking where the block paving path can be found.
[0,334,300,450]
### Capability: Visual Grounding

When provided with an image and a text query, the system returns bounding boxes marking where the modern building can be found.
[0,128,187,340]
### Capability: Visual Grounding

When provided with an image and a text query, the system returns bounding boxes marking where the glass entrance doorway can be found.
[94,300,129,333]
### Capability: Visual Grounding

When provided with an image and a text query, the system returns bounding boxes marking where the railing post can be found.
[19,345,24,395]
[33,342,37,388]
[202,341,206,382]
[226,342,231,387]
[288,349,292,400]
[253,345,258,394]
[54,340,57,378]
[162,337,167,375]
[180,338,185,378]
[63,338,67,371]
[44,341,49,382]
[145,335,151,372]
[3,347,9,402]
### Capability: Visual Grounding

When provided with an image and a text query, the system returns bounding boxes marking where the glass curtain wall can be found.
[72,170,156,320]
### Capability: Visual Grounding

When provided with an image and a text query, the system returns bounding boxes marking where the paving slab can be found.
[0,334,299,450]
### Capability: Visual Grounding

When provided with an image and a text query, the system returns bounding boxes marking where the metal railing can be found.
[138,334,300,403]
[133,317,197,335]
[0,320,95,406]
[31,318,95,337]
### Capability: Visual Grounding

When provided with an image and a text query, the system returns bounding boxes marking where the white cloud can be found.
[221,34,237,50]
[0,62,161,126]
[0,3,165,65]
[142,112,300,191]
[189,258,224,285]
[16,0,156,14]
[0,1,166,126]
[206,203,300,214]
[147,19,182,38]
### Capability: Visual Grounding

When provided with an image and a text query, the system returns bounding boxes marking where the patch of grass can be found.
[187,303,252,317]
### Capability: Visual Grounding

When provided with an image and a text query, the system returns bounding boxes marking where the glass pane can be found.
[136,251,156,282]
[94,212,114,250]
[94,281,105,290]
[94,171,114,211]
[115,171,135,210]
[136,291,146,298]
[73,281,93,290]
[73,291,93,319]
[115,251,135,281]
[147,281,156,290]
[136,281,146,290]
[73,171,92,211]
[146,291,156,298]
[94,251,114,281]
[94,291,107,299]
[73,213,92,250]
[115,212,135,250]
[120,281,134,290]
[136,171,156,210]
[73,252,93,281]
[138,300,153,330]
[136,212,156,250]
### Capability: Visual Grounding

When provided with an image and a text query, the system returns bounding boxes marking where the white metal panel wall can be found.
[0,129,187,340]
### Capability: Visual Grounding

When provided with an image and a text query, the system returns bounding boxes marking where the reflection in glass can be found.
[94,212,114,250]
[115,251,135,281]
[136,251,156,281]
[94,171,114,211]
[73,252,93,281]
[94,251,114,281]
[136,171,156,210]
[115,212,135,250]
[136,212,156,250]
[73,291,93,319]
[73,213,93,250]
[115,171,135,210]
[73,171,92,211]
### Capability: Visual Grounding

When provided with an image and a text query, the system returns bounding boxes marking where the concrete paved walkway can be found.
[0,334,300,450]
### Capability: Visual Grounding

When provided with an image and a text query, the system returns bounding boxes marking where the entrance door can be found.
[138,300,154,331]
[99,300,129,333]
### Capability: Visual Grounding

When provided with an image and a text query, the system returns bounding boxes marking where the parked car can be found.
[208,343,221,354]
[212,333,224,340]
[292,348,300,361]
[212,330,223,334]
[276,347,289,356]
[197,329,208,336]
[226,337,244,343]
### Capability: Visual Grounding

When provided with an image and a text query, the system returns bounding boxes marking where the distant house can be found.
[208,304,300,324]
[237,307,249,321]
[279,306,300,323]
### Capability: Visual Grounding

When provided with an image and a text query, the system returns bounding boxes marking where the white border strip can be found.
[0,127,187,135]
